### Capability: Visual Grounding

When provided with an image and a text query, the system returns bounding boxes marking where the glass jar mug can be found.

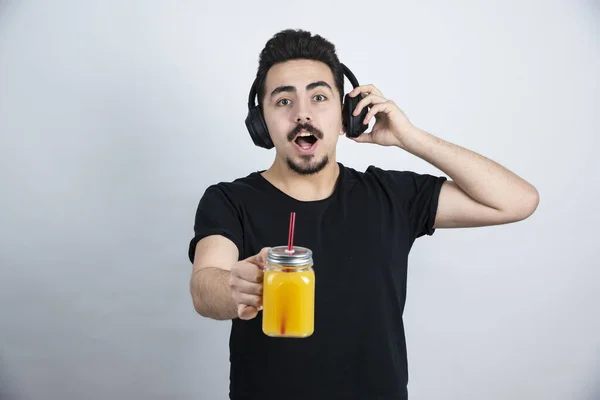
[262,246,315,338]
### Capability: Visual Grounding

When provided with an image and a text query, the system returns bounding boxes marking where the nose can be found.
[294,99,312,124]
[296,115,311,123]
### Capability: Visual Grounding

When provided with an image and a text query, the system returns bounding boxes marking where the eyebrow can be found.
[270,81,332,98]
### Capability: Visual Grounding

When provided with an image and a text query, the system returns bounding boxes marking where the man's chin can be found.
[286,154,329,176]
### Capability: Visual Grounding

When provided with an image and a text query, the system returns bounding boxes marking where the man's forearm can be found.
[402,126,539,215]
[190,267,238,320]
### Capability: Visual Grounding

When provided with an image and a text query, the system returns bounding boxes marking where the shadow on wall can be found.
[587,383,600,400]
[0,363,22,400]
[583,357,600,400]
[589,377,600,400]
[0,1,20,26]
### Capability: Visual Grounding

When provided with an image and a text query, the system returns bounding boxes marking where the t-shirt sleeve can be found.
[368,166,447,242]
[187,184,244,264]
[402,171,447,240]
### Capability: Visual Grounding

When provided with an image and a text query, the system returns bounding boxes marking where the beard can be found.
[286,154,329,175]
[285,122,329,175]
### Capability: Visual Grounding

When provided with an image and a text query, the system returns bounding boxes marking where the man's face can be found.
[261,59,343,175]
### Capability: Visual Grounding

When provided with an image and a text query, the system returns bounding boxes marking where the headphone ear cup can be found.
[343,94,369,138]
[245,106,273,149]
[342,95,352,134]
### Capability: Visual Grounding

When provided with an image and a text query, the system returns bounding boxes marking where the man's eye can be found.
[277,99,291,106]
[313,94,327,102]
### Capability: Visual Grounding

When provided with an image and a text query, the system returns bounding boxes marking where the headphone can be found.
[244,63,369,149]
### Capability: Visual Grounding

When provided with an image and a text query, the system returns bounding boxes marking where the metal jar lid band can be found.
[267,246,313,266]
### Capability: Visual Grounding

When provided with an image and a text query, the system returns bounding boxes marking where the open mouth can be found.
[294,132,318,150]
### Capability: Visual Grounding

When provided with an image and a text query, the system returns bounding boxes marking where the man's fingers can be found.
[230,278,263,296]
[231,246,271,320]
[235,262,264,283]
[349,84,384,99]
[349,132,373,143]
[363,101,394,125]
[238,304,259,320]
[234,293,262,309]
[353,94,387,116]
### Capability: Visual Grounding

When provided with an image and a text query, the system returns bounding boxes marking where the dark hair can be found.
[254,29,344,107]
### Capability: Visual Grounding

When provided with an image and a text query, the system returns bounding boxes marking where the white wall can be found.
[0,1,598,399]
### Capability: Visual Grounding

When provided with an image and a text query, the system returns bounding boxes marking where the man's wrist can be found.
[395,125,430,154]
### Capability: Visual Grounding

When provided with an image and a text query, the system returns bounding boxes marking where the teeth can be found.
[298,132,312,137]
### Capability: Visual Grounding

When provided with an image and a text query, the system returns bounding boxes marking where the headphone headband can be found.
[340,63,359,90]
[248,77,259,108]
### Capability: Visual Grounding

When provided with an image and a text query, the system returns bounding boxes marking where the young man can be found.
[188,29,539,399]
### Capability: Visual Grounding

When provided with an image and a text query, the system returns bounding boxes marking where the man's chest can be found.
[239,198,410,286]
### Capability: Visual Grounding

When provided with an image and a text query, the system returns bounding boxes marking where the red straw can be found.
[280,315,287,335]
[287,212,296,252]
[282,211,296,335]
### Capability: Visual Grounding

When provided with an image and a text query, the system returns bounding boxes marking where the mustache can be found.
[287,123,324,142]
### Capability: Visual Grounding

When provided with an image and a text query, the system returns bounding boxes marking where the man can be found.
[188,29,539,399]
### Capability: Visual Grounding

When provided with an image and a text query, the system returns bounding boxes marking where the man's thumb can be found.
[246,247,271,269]
[349,133,372,143]
[238,304,259,320]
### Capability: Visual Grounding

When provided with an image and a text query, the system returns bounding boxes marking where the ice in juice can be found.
[262,265,315,338]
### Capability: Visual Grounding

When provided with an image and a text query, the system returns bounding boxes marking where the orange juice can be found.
[262,246,315,338]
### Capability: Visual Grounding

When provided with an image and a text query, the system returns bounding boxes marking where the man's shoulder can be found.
[203,169,266,196]
[341,163,425,186]
[341,162,446,204]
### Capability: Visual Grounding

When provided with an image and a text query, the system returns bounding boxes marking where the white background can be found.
[1,1,598,399]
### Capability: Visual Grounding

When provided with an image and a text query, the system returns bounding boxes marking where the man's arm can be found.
[346,84,539,228]
[190,235,268,321]
[190,235,239,320]
[403,127,540,228]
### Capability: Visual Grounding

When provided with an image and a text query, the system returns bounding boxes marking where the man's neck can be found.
[261,158,340,202]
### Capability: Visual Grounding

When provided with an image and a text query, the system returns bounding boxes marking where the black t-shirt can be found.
[188,162,447,400]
